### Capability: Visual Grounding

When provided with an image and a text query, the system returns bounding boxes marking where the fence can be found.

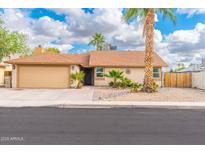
[164,72,192,88]
[192,71,205,90]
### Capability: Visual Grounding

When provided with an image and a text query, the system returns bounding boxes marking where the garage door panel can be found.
[18,66,69,88]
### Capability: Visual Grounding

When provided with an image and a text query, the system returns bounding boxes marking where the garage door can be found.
[18,65,70,88]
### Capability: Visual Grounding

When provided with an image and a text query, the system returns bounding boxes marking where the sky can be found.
[1,8,205,68]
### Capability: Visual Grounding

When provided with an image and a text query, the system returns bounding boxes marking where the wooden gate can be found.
[164,72,192,88]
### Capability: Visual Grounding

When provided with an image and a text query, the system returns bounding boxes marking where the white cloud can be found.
[158,23,205,67]
[177,9,205,17]
[1,8,205,68]
[0,9,73,53]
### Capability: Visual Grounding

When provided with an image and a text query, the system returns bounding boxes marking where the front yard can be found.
[0,86,205,104]
[93,87,205,102]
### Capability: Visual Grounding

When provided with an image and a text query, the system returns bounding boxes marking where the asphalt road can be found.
[1,107,205,144]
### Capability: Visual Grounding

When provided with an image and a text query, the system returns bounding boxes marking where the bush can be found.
[105,69,124,88]
[71,71,85,88]
[109,81,114,87]
[152,82,159,92]
[119,77,133,89]
[130,82,143,92]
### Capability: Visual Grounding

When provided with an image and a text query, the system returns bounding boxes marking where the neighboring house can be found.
[5,47,167,88]
[0,63,12,86]
[0,64,5,86]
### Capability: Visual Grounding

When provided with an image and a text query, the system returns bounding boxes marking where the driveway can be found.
[1,87,205,107]
[0,87,94,106]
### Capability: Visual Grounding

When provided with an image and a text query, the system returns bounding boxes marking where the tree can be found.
[89,33,105,50]
[0,20,29,61]
[104,69,124,88]
[175,63,185,72]
[123,9,176,92]
[45,47,60,54]
[71,71,85,88]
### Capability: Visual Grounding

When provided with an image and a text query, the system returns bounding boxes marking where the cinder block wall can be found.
[192,71,205,89]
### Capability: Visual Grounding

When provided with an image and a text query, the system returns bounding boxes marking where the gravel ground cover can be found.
[93,87,205,102]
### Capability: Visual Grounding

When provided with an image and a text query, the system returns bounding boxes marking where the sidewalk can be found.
[1,99,205,109]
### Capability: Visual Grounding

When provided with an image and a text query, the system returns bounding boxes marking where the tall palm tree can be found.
[89,33,105,50]
[124,8,176,92]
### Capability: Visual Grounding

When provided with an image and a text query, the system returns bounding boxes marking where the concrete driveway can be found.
[0,87,94,107]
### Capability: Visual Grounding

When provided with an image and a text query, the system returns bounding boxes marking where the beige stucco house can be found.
[0,63,12,86]
[0,64,5,86]
[5,47,168,88]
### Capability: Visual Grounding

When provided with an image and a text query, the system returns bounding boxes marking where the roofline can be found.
[0,65,6,68]
[5,62,168,67]
[89,65,168,67]
[4,61,82,65]
[4,50,168,67]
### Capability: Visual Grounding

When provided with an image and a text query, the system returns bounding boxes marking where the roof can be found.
[89,51,168,67]
[5,50,168,67]
[62,53,90,67]
[0,63,6,68]
[4,53,78,65]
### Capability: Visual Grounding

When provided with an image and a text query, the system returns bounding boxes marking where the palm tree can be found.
[89,33,105,50]
[123,9,176,92]
[104,69,124,88]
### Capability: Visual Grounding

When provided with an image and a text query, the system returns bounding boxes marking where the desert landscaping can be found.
[93,87,205,102]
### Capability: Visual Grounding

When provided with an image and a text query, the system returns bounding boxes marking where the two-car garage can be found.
[17,65,70,88]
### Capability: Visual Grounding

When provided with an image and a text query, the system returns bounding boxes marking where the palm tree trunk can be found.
[144,8,154,93]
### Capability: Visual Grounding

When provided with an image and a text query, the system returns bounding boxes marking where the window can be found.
[96,67,104,78]
[153,68,160,78]
[125,68,131,74]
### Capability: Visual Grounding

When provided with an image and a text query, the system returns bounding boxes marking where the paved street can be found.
[1,107,205,144]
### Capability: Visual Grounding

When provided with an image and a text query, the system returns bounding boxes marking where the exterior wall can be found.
[0,65,12,86]
[70,65,81,88]
[12,65,17,88]
[0,67,5,86]
[192,71,205,89]
[94,67,162,86]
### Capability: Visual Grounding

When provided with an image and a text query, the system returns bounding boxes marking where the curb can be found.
[44,104,205,109]
[1,100,205,109]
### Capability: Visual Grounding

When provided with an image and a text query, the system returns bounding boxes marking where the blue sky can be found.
[1,8,205,67]
[28,8,205,35]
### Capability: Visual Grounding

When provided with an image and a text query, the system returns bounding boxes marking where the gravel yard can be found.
[93,87,205,102]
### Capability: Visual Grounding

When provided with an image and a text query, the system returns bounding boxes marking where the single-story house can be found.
[5,47,168,88]
[0,63,12,86]
[0,64,5,86]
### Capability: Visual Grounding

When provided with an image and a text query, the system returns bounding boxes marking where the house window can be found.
[125,68,131,74]
[153,68,160,78]
[96,67,104,78]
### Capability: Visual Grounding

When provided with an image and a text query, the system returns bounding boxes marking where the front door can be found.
[81,67,94,85]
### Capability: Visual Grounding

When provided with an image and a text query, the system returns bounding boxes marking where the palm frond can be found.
[123,8,147,23]
[157,8,176,24]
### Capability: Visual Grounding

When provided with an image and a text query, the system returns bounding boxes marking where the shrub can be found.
[152,82,159,92]
[119,77,133,89]
[130,82,143,92]
[71,71,85,88]
[108,81,114,87]
[105,70,124,88]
